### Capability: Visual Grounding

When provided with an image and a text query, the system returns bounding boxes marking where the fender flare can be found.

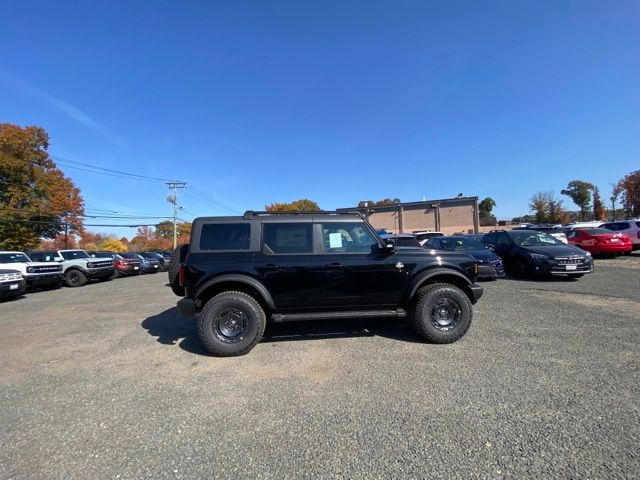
[404,267,472,303]
[194,274,276,310]
[63,266,86,275]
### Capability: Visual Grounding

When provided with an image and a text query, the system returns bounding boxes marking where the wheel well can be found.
[196,281,269,313]
[413,274,473,302]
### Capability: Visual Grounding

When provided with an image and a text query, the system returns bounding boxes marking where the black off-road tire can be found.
[197,291,266,357]
[410,283,472,344]
[168,244,188,296]
[108,270,119,280]
[65,270,87,288]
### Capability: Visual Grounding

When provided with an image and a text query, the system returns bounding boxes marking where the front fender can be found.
[403,267,474,304]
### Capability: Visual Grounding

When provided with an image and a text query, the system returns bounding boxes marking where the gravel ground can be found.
[1,256,639,479]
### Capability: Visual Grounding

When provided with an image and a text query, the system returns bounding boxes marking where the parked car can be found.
[172,210,484,356]
[122,252,160,273]
[425,236,505,280]
[566,228,632,256]
[140,251,167,270]
[379,233,422,248]
[28,249,115,287]
[88,251,142,277]
[0,269,26,300]
[512,225,568,244]
[413,231,444,246]
[0,251,63,289]
[600,220,640,251]
[481,230,594,278]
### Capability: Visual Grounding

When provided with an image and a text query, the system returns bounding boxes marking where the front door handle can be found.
[324,262,344,268]
[263,264,283,271]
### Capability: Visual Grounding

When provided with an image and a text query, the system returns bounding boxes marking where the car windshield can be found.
[510,231,564,246]
[393,237,420,247]
[61,250,90,260]
[0,253,31,263]
[439,238,486,251]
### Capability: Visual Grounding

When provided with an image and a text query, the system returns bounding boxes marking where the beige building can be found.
[338,197,480,235]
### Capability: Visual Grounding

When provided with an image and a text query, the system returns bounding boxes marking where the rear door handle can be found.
[324,262,344,268]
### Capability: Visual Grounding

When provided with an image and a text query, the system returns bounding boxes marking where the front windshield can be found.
[439,237,486,251]
[510,231,563,247]
[0,253,31,263]
[60,250,90,260]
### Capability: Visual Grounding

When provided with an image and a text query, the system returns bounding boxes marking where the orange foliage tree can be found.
[0,123,85,250]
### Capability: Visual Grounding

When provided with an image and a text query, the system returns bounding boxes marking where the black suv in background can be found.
[170,211,484,356]
[481,230,594,278]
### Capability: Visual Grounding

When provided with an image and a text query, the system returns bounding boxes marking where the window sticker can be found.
[329,232,343,248]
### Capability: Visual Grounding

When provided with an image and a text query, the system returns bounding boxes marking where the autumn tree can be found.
[0,123,85,249]
[529,192,551,223]
[265,199,321,212]
[100,237,128,253]
[610,183,622,221]
[617,170,640,218]
[561,180,594,221]
[155,220,191,239]
[592,187,606,222]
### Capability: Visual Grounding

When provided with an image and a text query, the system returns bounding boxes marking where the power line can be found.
[51,155,182,183]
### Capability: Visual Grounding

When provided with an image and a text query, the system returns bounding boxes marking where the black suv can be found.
[481,229,594,278]
[171,211,484,356]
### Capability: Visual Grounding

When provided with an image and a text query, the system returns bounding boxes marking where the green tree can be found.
[0,124,85,249]
[561,180,594,221]
[478,197,497,225]
[265,199,321,212]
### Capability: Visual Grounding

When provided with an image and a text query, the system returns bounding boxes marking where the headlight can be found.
[27,266,34,273]
[529,253,549,260]
[585,251,592,256]
[86,262,95,268]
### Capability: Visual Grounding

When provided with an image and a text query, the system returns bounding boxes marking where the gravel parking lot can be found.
[1,256,639,479]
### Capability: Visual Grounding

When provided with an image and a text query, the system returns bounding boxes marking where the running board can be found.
[271,309,406,323]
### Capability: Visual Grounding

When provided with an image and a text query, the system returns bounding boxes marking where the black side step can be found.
[271,309,406,323]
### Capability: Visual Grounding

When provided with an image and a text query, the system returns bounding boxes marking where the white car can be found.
[600,220,640,251]
[413,231,444,246]
[567,221,604,230]
[0,251,64,289]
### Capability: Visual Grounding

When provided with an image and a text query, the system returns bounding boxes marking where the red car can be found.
[566,228,632,255]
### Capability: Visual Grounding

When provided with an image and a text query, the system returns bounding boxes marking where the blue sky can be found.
[1,0,638,238]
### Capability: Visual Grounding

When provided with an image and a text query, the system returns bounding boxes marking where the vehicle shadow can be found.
[502,274,580,283]
[141,308,424,356]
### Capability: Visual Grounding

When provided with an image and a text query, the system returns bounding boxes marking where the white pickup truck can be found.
[27,249,115,287]
[0,251,64,289]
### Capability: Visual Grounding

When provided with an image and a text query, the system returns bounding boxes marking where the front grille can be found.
[0,272,22,282]
[556,256,585,265]
[31,265,62,273]
[91,261,113,268]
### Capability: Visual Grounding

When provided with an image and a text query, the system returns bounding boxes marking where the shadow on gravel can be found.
[502,274,580,283]
[141,308,424,356]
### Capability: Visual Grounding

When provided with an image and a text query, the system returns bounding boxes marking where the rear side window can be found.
[263,223,312,254]
[200,223,251,250]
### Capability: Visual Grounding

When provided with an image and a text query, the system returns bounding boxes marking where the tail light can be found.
[179,264,186,286]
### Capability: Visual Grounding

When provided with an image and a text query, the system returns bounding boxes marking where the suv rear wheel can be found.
[410,283,472,343]
[197,291,266,356]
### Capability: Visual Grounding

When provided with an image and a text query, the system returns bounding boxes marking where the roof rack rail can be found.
[243,210,363,219]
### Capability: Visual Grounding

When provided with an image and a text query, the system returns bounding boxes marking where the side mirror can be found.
[53,256,64,262]
[381,242,395,254]
[486,244,495,251]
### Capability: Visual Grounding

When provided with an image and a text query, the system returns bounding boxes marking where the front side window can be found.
[263,223,313,254]
[200,223,250,250]
[321,222,378,253]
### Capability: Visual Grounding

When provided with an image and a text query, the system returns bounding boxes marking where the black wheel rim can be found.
[213,308,249,344]
[430,298,462,332]
[69,272,79,284]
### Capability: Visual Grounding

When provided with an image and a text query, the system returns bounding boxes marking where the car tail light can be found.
[179,264,186,286]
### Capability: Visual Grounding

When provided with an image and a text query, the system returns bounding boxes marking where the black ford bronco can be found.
[170,211,483,356]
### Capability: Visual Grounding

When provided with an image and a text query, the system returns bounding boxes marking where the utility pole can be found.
[166,181,186,249]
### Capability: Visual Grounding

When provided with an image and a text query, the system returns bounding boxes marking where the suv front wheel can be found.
[197,291,266,356]
[410,283,472,343]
